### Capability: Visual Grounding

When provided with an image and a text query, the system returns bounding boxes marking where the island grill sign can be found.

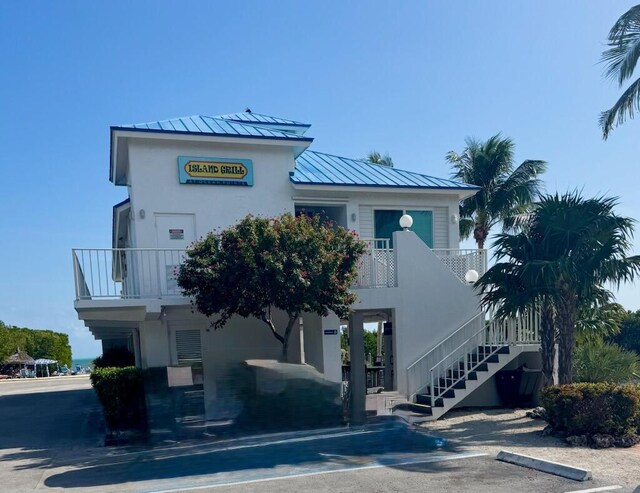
[178,156,254,186]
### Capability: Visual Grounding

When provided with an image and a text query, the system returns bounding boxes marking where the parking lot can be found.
[0,377,631,492]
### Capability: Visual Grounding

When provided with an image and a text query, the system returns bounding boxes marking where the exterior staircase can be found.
[402,311,541,421]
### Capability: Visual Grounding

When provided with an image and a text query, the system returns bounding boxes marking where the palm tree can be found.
[447,135,546,249]
[477,192,640,385]
[366,151,393,167]
[600,4,640,139]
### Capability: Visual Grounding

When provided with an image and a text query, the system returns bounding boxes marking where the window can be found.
[374,209,433,248]
[175,329,202,365]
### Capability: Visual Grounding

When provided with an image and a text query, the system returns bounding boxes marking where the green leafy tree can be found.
[610,310,640,354]
[0,321,72,366]
[447,135,547,249]
[477,192,640,385]
[178,213,366,361]
[575,302,626,345]
[600,4,640,139]
[366,151,394,167]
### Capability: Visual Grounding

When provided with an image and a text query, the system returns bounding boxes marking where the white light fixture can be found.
[350,212,357,222]
[451,213,459,224]
[465,269,479,284]
[139,209,146,219]
[399,214,413,230]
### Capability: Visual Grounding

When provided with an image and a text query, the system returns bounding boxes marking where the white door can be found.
[155,214,196,295]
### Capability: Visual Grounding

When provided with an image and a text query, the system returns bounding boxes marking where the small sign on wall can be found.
[178,156,254,186]
[324,329,338,335]
[167,366,193,387]
[169,229,184,240]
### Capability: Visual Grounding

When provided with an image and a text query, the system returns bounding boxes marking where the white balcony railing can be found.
[72,248,187,300]
[432,249,487,282]
[353,239,396,289]
[72,244,485,300]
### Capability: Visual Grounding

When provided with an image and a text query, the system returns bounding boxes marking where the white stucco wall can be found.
[162,307,302,421]
[355,231,481,394]
[139,320,170,368]
[126,139,297,247]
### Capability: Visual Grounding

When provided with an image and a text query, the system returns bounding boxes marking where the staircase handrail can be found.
[428,311,541,403]
[405,311,484,401]
[428,317,505,402]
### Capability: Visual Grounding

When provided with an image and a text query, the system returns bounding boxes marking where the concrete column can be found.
[383,322,394,391]
[321,313,341,383]
[348,311,366,425]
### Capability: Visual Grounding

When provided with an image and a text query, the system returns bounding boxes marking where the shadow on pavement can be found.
[43,419,462,489]
[0,388,104,470]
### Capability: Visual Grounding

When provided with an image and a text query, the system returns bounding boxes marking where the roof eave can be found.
[290,180,480,197]
[110,126,313,143]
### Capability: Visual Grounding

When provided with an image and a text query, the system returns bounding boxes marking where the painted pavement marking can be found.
[564,486,623,493]
[146,452,488,493]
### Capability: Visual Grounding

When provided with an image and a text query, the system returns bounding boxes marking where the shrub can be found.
[573,340,639,383]
[541,383,640,437]
[93,347,135,368]
[90,367,146,431]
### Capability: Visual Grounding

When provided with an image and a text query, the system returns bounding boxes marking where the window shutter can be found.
[175,329,202,365]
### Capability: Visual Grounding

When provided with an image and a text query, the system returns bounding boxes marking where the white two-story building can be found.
[73,111,541,431]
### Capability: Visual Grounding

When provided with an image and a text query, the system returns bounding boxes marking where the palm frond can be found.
[602,5,640,85]
[600,76,640,138]
[458,216,474,240]
[493,160,547,210]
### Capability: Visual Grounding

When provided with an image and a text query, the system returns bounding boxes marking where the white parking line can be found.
[564,486,623,493]
[147,452,488,493]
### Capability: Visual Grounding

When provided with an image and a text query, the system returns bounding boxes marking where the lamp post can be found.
[399,214,413,231]
[465,269,479,284]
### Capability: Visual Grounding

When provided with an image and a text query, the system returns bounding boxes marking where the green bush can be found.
[573,340,639,383]
[93,347,135,368]
[541,383,640,437]
[90,367,146,431]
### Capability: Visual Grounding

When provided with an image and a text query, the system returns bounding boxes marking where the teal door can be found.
[374,209,433,248]
[374,210,403,247]
[407,210,433,248]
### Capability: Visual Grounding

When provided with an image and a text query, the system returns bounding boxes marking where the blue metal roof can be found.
[292,150,480,190]
[112,115,312,142]
[216,111,310,127]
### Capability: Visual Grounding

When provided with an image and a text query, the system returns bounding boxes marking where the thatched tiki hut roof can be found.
[4,351,35,365]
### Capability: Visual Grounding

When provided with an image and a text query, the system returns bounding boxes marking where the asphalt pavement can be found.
[0,376,626,492]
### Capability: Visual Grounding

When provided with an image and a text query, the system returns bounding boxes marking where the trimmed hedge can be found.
[541,383,640,437]
[90,367,146,431]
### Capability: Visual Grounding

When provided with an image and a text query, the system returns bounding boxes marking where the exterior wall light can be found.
[451,213,459,224]
[465,269,479,284]
[399,214,413,231]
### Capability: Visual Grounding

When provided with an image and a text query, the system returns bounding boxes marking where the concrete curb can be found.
[497,450,592,481]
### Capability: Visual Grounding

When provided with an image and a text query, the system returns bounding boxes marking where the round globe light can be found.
[399,214,413,230]
[465,269,479,284]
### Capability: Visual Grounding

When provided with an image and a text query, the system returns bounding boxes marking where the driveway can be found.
[0,378,625,492]
[0,376,103,492]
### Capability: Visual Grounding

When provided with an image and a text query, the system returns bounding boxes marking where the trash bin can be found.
[496,365,542,407]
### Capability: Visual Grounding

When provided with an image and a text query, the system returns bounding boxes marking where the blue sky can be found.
[1,1,639,357]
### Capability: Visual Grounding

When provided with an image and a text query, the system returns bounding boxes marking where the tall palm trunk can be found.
[540,300,556,387]
[474,223,489,250]
[556,290,578,384]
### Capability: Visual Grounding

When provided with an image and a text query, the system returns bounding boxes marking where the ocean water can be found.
[72,357,95,369]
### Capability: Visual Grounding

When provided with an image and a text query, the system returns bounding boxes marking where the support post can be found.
[348,311,366,425]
